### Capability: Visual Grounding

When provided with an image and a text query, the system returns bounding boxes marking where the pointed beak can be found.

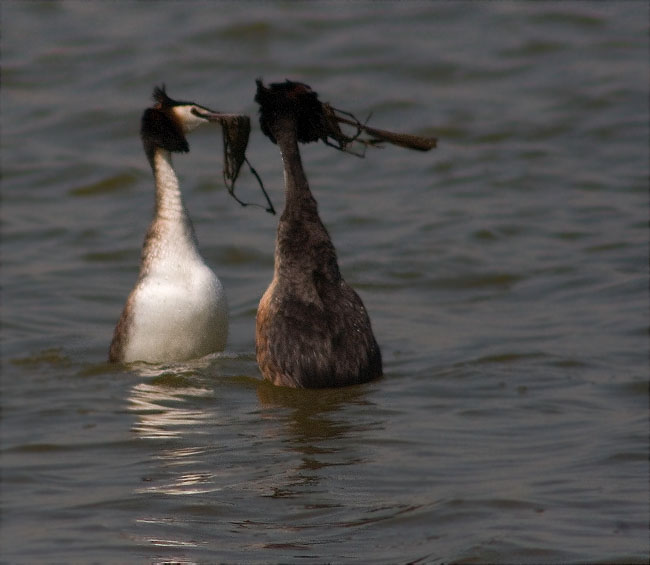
[193,107,242,123]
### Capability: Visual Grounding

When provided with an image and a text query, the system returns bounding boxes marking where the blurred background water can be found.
[1,1,648,563]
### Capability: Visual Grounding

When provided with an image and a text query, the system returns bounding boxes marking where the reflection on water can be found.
[127,369,223,556]
[253,381,379,500]
[127,368,218,509]
[127,365,378,495]
[256,380,373,443]
[128,380,214,439]
[128,377,221,501]
[125,368,383,558]
[138,469,219,497]
[126,351,253,441]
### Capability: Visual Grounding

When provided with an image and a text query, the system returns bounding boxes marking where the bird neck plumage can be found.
[150,147,188,223]
[139,146,200,273]
[274,120,318,216]
[271,117,341,283]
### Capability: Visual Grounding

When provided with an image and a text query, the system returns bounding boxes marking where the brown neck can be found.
[273,117,319,219]
[270,116,341,283]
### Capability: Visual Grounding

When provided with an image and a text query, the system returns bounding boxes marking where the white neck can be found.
[140,148,202,273]
[153,150,190,225]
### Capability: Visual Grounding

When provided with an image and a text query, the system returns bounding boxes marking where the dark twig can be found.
[333,111,438,152]
[245,157,275,215]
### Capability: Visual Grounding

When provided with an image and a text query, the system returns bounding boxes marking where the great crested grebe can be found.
[109,86,235,364]
[254,80,383,388]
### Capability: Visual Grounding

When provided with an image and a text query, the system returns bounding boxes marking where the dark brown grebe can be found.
[254,80,383,388]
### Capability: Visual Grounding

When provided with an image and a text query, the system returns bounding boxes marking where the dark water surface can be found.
[2,1,648,563]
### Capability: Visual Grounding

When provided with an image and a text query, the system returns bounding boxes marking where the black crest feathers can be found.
[255,79,325,144]
[141,108,189,154]
[141,85,189,154]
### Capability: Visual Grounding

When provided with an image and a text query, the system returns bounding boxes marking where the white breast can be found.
[121,255,228,363]
[111,145,229,364]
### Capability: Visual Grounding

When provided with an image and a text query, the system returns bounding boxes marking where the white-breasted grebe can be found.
[253,80,384,388]
[109,86,236,363]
